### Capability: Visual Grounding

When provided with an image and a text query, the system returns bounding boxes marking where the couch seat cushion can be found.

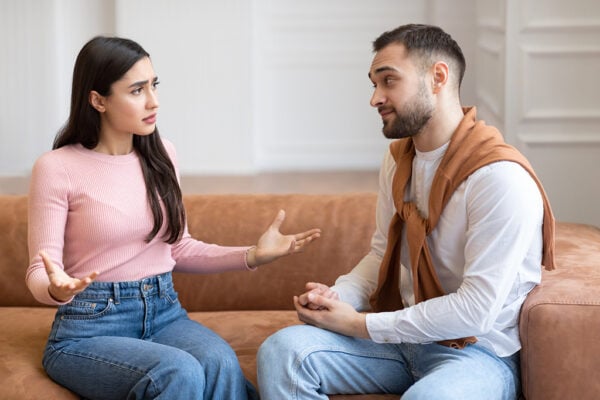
[0,307,78,399]
[1,307,396,399]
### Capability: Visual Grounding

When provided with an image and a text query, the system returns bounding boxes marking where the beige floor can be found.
[0,170,379,195]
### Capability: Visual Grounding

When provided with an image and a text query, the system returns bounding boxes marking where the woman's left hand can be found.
[246,210,321,267]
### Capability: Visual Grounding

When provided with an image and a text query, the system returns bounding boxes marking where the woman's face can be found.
[93,56,160,144]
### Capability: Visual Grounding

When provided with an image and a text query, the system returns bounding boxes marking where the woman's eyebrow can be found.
[128,76,159,88]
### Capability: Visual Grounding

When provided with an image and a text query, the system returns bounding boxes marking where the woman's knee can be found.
[160,350,204,378]
[198,338,239,372]
[138,351,206,398]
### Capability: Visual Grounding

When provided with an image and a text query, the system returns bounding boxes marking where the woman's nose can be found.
[147,90,159,109]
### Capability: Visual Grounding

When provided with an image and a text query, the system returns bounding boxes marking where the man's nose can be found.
[370,88,384,108]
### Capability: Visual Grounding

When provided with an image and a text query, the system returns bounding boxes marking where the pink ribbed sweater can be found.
[26,140,251,305]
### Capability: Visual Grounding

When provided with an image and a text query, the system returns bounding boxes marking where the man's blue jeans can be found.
[42,272,256,400]
[257,324,520,400]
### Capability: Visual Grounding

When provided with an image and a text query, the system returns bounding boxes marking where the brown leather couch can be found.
[1,193,599,399]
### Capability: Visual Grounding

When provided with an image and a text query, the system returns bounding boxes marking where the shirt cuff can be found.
[366,311,400,343]
[244,246,258,271]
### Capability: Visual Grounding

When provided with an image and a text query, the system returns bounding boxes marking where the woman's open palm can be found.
[250,210,321,267]
[40,251,98,302]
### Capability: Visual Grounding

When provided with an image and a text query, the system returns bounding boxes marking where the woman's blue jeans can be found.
[42,272,257,400]
[257,324,521,400]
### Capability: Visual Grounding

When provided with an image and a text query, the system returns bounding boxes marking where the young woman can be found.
[26,36,321,400]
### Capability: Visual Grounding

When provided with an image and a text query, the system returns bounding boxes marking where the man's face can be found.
[368,43,434,139]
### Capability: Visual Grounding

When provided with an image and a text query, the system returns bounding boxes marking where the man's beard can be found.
[382,83,434,139]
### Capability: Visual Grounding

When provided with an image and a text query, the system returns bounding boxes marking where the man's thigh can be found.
[259,324,413,397]
[403,343,520,400]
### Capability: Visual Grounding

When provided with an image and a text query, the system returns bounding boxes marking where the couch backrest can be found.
[1,195,34,307]
[176,193,377,311]
[0,193,377,311]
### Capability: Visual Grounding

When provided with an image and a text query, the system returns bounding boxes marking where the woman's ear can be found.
[89,91,106,112]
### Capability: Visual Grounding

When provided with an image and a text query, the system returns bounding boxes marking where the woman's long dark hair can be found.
[54,36,185,244]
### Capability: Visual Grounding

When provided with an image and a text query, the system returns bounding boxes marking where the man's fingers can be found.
[305,282,328,292]
[307,292,334,310]
[297,292,310,306]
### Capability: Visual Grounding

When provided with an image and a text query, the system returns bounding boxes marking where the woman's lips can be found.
[143,114,157,124]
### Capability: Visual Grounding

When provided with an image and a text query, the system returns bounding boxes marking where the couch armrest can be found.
[519,222,600,400]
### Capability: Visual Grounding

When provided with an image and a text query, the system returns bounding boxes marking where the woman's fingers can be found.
[39,251,56,276]
[269,210,286,231]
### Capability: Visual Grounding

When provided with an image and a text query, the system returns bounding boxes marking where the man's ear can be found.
[89,91,106,112]
[432,61,449,93]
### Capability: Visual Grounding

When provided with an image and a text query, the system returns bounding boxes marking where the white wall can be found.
[0,0,114,175]
[252,0,412,171]
[0,0,476,175]
[476,0,600,227]
[1,0,598,226]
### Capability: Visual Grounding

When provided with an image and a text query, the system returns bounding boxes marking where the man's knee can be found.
[258,325,311,368]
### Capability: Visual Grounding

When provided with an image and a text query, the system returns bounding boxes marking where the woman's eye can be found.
[131,88,142,95]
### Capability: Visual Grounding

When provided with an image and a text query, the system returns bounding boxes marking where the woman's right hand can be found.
[40,251,99,302]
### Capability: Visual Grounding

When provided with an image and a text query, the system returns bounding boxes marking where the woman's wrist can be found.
[245,246,258,269]
[48,285,70,303]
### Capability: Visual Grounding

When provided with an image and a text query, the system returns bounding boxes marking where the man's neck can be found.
[413,104,465,152]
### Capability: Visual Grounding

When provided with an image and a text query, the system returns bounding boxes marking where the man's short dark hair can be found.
[373,24,466,88]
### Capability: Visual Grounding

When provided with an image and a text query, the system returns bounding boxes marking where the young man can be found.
[257,24,555,400]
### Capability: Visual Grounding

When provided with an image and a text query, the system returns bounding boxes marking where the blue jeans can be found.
[42,272,257,400]
[257,324,520,400]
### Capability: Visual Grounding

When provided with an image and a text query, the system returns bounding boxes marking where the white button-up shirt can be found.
[332,143,544,357]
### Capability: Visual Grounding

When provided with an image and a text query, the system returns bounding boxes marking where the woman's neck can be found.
[94,133,134,155]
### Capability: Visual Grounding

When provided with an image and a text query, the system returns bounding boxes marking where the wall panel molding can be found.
[520,0,600,32]
[252,0,426,171]
[518,132,600,145]
[476,41,503,120]
[519,45,600,123]
[475,0,600,227]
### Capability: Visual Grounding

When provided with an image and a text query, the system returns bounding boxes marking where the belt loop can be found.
[157,273,165,298]
[113,283,120,304]
[158,272,170,298]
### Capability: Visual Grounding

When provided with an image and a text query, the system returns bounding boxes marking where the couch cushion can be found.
[1,307,395,399]
[0,196,46,308]
[0,307,78,399]
[520,222,600,400]
[194,310,398,399]
[175,193,377,312]
[189,310,302,386]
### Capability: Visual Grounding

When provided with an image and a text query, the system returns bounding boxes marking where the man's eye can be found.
[152,81,160,89]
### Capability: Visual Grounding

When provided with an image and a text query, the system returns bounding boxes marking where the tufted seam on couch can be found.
[525,300,600,306]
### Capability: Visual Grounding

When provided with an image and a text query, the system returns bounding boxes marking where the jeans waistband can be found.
[76,271,173,303]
